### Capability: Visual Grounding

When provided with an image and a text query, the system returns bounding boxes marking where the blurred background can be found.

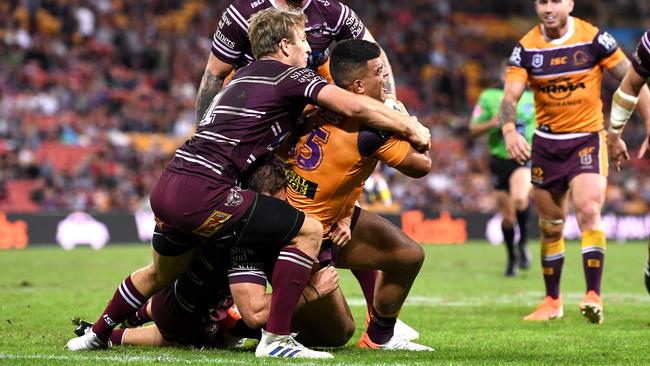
[1,0,649,220]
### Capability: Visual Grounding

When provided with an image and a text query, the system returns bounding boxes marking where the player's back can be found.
[212,0,366,69]
[507,17,625,133]
[166,60,327,185]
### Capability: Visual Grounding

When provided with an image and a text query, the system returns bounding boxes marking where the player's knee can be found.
[398,238,425,270]
[318,321,355,347]
[539,218,564,240]
[575,201,601,225]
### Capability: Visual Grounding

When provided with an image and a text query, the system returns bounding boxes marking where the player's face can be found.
[286,28,311,68]
[360,57,388,102]
[535,0,574,34]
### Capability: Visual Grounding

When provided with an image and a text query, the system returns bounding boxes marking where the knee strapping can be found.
[539,218,564,237]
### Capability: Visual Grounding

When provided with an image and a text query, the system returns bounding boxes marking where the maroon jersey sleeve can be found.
[279,67,329,103]
[330,1,366,41]
[632,30,650,79]
[211,4,254,67]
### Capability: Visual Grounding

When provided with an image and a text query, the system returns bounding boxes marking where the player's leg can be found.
[523,187,568,321]
[119,325,172,347]
[646,242,650,295]
[570,172,607,324]
[510,166,532,269]
[291,286,355,347]
[231,194,331,358]
[490,156,518,276]
[495,189,517,276]
[66,231,197,350]
[335,209,432,351]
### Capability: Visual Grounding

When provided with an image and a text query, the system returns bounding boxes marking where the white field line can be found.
[0,353,423,366]
[345,292,650,307]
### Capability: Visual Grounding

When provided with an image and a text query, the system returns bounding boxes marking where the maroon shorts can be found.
[317,206,362,267]
[531,130,607,195]
[150,286,217,347]
[150,170,305,255]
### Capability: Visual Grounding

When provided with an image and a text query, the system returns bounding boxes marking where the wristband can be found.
[609,87,639,134]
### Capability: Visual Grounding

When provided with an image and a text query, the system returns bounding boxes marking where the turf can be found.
[1,241,649,365]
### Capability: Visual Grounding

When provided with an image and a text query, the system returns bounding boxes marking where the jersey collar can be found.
[269,0,312,10]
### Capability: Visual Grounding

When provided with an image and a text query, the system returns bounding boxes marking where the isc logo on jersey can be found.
[251,0,265,8]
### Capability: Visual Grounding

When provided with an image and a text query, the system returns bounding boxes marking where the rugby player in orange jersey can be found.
[499,0,650,324]
[601,29,650,295]
[282,38,433,351]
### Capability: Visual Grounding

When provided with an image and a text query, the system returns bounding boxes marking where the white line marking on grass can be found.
[0,354,426,366]
[0,353,251,364]
[345,292,650,307]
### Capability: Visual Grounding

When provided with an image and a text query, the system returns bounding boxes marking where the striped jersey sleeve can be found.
[632,30,650,78]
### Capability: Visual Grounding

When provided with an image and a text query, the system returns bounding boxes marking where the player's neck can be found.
[274,0,306,9]
[541,17,572,41]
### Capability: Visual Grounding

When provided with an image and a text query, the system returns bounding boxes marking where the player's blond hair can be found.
[248,7,307,60]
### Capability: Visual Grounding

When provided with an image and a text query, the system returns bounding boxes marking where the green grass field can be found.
[1,241,649,365]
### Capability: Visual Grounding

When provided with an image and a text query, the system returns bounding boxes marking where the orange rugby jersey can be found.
[506,17,626,133]
[286,102,410,235]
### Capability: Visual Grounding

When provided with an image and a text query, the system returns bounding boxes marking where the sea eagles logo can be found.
[532,54,544,68]
[225,187,244,207]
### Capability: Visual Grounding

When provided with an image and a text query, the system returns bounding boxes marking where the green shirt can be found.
[470,88,535,160]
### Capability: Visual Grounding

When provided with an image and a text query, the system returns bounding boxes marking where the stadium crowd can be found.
[1,0,649,214]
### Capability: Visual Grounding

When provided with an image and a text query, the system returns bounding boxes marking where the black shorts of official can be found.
[489,156,531,192]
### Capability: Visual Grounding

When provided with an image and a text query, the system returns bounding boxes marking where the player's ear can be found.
[352,79,365,95]
[279,38,291,56]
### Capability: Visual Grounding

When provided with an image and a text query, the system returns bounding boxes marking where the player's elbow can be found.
[398,153,431,178]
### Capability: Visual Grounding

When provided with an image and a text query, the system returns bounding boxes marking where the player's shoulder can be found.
[518,25,544,49]
[308,0,346,12]
[227,0,273,20]
[572,17,600,40]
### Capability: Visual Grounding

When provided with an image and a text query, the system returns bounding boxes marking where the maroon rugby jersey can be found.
[166,60,328,184]
[632,30,650,78]
[212,0,366,69]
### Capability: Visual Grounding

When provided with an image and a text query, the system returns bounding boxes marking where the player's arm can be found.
[229,267,339,329]
[363,31,396,96]
[316,85,430,151]
[498,79,529,164]
[195,53,235,125]
[469,93,498,138]
[606,58,650,166]
[393,146,431,178]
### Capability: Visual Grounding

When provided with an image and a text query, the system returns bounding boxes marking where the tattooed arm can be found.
[195,53,235,125]
[498,79,529,164]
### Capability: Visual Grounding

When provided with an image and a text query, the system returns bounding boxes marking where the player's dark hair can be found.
[330,39,382,89]
[246,158,287,196]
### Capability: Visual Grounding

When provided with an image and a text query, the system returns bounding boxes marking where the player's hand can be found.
[329,217,352,247]
[309,266,339,298]
[607,132,629,172]
[638,133,650,159]
[407,117,431,152]
[504,129,530,164]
